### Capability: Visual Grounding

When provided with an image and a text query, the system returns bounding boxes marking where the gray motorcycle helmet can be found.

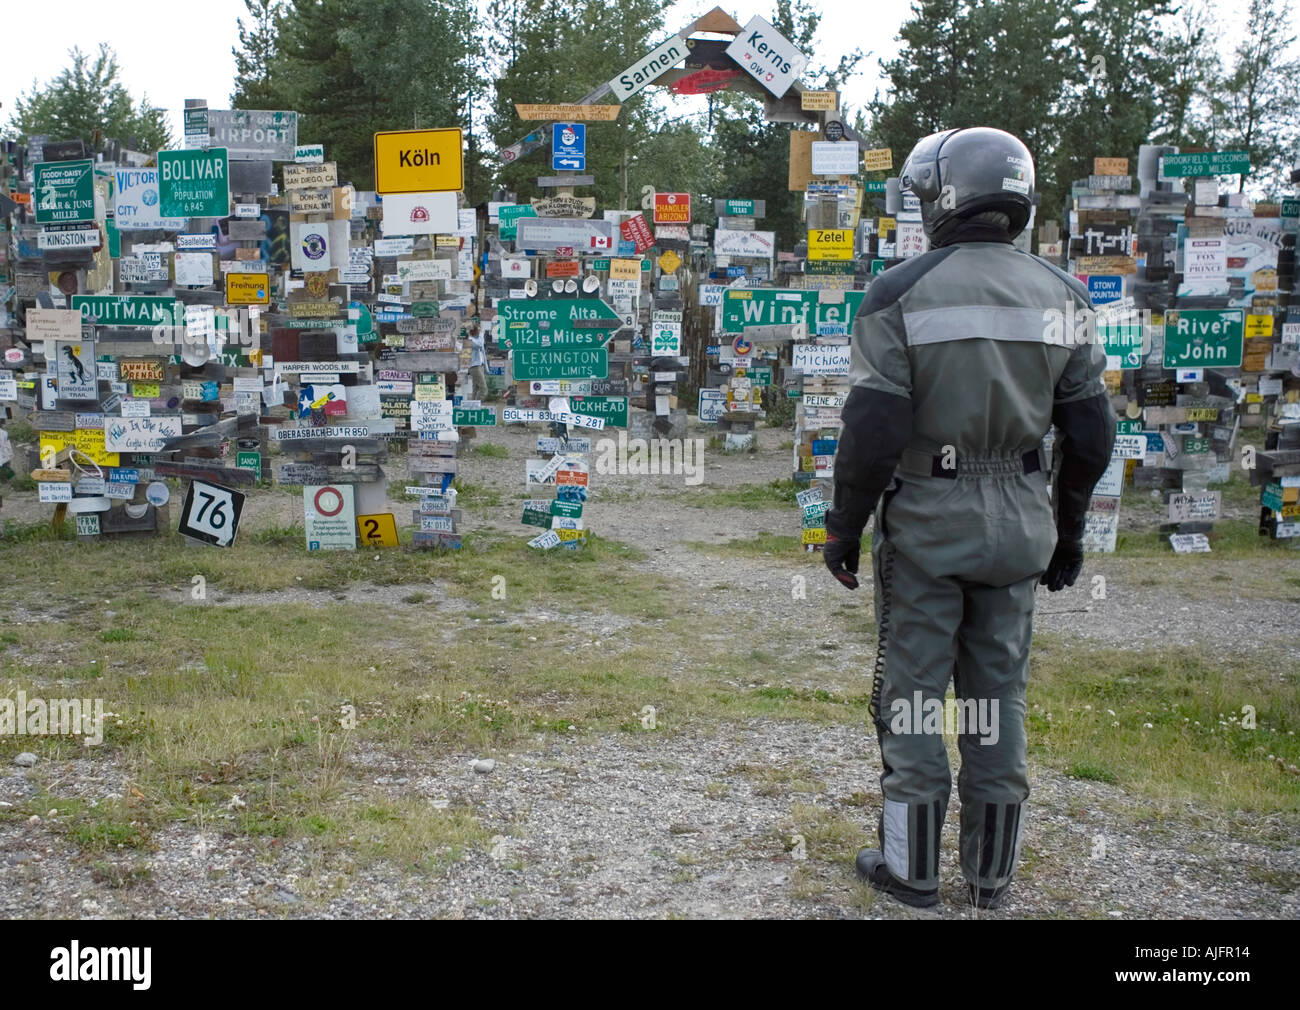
[898,127,1034,243]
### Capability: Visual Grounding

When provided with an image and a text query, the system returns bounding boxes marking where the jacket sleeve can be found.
[826,295,913,541]
[1051,338,1115,539]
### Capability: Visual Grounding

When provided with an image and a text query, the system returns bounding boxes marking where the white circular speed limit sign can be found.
[178,480,246,547]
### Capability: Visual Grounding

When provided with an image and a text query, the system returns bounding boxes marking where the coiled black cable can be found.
[870,541,894,735]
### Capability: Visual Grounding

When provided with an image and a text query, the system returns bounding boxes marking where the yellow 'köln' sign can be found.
[373,128,464,195]
[807,229,853,261]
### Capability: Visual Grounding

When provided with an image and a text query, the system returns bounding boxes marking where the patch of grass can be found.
[451,479,502,508]
[1114,518,1276,558]
[470,443,510,459]
[1066,762,1119,784]
[0,518,75,544]
[691,479,802,509]
[687,531,812,558]
[90,860,153,889]
[5,419,36,444]
[1028,635,1300,816]
[100,628,137,643]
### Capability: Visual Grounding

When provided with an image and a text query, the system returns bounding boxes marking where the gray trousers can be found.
[869,459,1057,892]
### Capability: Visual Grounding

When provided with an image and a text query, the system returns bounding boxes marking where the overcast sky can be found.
[0,0,1290,142]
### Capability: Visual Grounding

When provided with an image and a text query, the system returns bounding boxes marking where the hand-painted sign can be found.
[515,103,621,121]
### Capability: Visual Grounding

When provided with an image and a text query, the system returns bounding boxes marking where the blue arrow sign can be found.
[552,122,586,172]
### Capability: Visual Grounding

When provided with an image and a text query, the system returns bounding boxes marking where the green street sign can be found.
[550,499,583,518]
[862,181,887,193]
[725,199,756,215]
[157,147,230,218]
[512,347,608,380]
[721,288,865,335]
[1282,199,1299,219]
[498,204,537,240]
[71,295,179,327]
[521,504,551,528]
[1116,419,1142,435]
[236,450,261,479]
[1159,151,1249,178]
[496,298,619,349]
[1163,309,1243,368]
[453,407,496,426]
[1099,320,1143,369]
[593,258,650,271]
[569,394,628,427]
[34,159,95,223]
[413,301,439,317]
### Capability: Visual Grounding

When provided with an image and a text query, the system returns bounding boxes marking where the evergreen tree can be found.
[231,0,284,108]
[1206,0,1300,193]
[6,45,171,153]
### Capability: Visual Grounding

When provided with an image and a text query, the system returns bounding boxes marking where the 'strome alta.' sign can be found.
[725,16,810,99]
[607,35,689,100]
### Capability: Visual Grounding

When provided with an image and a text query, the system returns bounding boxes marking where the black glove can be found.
[824,533,860,590]
[1041,535,1084,591]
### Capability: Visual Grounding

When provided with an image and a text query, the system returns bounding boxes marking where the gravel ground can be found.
[1,418,1298,918]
